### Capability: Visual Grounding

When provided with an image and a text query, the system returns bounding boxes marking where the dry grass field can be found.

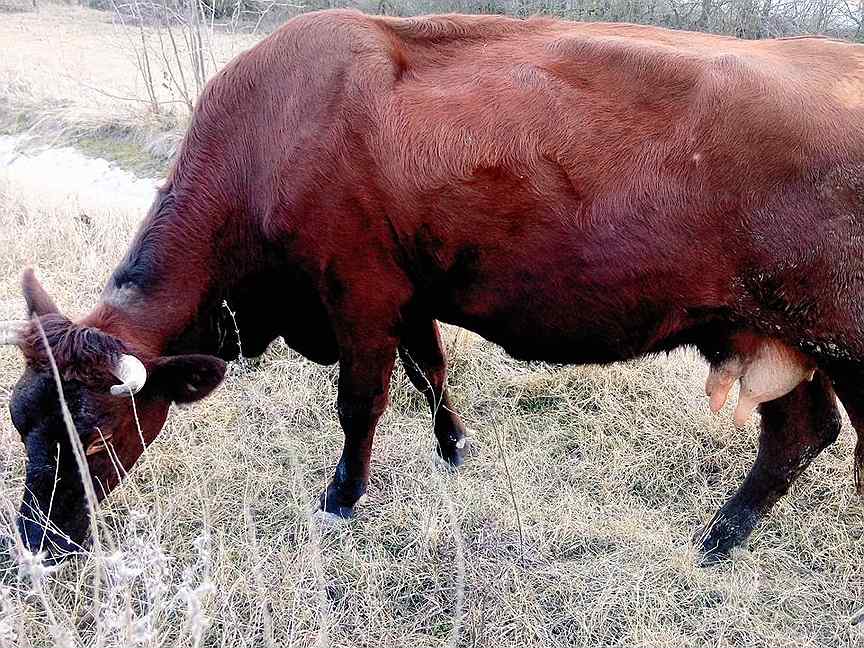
[1,5,864,647]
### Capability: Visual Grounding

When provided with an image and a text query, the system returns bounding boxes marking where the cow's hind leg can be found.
[826,369,864,497]
[696,370,840,562]
[398,319,468,467]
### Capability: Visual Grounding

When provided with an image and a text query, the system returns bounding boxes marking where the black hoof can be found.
[694,506,758,566]
[318,482,363,519]
[318,500,356,519]
[437,440,466,468]
[696,543,733,567]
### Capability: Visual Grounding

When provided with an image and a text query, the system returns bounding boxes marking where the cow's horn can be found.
[110,354,147,396]
[0,320,28,346]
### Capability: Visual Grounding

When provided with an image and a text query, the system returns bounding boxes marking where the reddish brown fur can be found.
[100,13,864,364]
[10,10,864,558]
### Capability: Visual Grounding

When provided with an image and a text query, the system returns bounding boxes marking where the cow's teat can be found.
[706,337,816,426]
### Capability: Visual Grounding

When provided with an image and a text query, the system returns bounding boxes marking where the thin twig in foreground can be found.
[491,424,525,567]
[34,317,108,645]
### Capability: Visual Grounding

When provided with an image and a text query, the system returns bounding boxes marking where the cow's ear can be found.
[147,354,227,403]
[22,268,60,317]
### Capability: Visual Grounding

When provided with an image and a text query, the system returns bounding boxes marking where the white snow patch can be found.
[0,135,161,213]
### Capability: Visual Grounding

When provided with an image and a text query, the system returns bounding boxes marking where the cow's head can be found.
[2,270,226,560]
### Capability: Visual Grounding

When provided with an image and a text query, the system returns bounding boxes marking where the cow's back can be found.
[171,10,864,229]
[370,16,864,190]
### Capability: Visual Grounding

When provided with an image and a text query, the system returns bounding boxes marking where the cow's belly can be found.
[422,202,736,366]
[441,305,681,365]
[435,267,706,366]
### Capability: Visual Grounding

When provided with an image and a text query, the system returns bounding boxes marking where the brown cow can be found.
[3,10,864,562]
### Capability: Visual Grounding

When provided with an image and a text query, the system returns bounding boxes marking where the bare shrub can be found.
[107,0,218,115]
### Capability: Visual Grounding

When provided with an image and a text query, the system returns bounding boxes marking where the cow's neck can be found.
[82,179,269,360]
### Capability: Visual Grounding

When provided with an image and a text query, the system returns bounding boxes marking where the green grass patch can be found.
[76,132,168,177]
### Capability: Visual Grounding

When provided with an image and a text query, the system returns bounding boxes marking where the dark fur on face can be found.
[19,315,128,387]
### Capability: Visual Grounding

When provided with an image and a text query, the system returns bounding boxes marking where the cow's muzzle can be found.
[18,438,91,562]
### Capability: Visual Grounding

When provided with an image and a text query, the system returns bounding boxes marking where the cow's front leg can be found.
[319,340,398,519]
[696,370,841,562]
[398,319,468,467]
